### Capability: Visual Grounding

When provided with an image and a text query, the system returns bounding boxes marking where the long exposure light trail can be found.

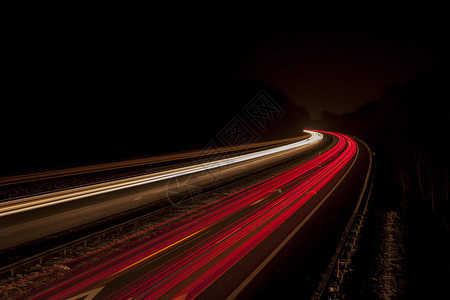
[9,131,358,299]
[0,131,322,217]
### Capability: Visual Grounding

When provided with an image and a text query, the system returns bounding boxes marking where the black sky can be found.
[237,27,433,118]
[142,9,448,118]
[224,16,447,118]
[2,7,448,174]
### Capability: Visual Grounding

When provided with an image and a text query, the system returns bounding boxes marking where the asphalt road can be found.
[0,136,309,186]
[218,136,371,299]
[13,131,371,299]
[0,132,323,251]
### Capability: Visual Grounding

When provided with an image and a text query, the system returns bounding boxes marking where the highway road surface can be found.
[0,130,372,299]
[0,131,322,250]
[0,135,309,187]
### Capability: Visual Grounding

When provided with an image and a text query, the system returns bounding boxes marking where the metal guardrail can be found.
[314,139,375,300]
[0,136,307,187]
[0,133,326,279]
[0,204,168,277]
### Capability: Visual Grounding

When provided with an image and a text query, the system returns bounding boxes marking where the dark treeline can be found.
[312,60,450,298]
[129,78,311,154]
[2,18,311,176]
[1,74,310,176]
[311,59,449,216]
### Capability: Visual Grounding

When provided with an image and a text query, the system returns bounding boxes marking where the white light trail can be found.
[0,130,322,217]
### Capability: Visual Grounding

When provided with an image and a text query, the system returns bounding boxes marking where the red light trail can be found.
[20,131,357,299]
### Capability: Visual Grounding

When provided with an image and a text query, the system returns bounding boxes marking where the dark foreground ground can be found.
[341,151,450,299]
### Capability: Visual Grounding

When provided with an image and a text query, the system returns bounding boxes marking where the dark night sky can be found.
[219,15,447,119]
[236,27,438,119]
[2,7,448,174]
[140,9,447,119]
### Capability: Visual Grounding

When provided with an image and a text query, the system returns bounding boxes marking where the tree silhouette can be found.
[311,58,450,214]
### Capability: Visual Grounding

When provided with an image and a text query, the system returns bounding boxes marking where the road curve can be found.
[6,130,371,300]
[0,131,322,250]
[0,136,309,187]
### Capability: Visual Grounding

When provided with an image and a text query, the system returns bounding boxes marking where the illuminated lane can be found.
[0,135,309,187]
[0,131,322,218]
[19,131,364,300]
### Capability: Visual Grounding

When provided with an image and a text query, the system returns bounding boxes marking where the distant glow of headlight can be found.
[0,130,322,216]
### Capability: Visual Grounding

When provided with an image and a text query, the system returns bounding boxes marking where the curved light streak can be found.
[19,131,359,300]
[0,131,322,217]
